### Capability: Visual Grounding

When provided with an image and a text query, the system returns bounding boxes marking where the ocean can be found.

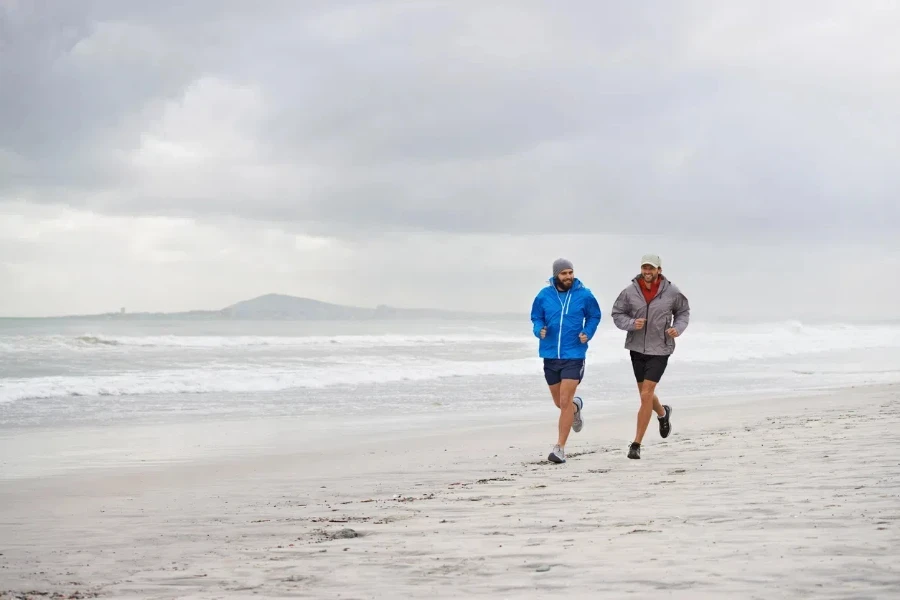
[2,317,899,478]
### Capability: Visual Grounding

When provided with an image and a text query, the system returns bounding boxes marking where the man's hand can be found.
[579,332,588,344]
[634,318,646,330]
[666,327,679,338]
[540,326,547,339]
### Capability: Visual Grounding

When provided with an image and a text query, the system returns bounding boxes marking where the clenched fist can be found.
[634,318,646,330]
[579,332,588,344]
[666,327,679,338]
[540,326,547,339]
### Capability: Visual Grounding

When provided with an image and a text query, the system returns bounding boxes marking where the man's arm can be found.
[671,290,690,335]
[581,292,602,339]
[611,289,636,331]
[530,292,546,338]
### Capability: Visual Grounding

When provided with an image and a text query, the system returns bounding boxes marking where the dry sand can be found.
[2,384,899,599]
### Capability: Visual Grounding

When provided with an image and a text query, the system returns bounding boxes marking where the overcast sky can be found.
[1,0,899,320]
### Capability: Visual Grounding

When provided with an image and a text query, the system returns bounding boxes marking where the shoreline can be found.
[1,382,899,598]
[0,381,894,482]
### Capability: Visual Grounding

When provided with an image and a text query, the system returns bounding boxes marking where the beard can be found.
[555,277,573,290]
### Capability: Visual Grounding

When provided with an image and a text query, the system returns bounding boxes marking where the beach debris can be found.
[306,527,366,544]
[566,449,597,458]
[310,516,370,524]
[372,516,401,524]
[392,493,435,502]
[330,528,359,540]
[626,529,660,534]
[1,591,100,599]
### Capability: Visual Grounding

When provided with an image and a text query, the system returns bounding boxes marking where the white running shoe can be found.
[548,444,566,464]
[572,396,584,433]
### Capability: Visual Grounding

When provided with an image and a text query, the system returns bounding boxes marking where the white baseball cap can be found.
[640,253,661,268]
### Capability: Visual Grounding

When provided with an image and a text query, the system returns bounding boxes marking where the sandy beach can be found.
[2,383,899,599]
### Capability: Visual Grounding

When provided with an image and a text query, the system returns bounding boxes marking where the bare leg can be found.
[548,383,561,409]
[634,380,662,444]
[557,379,579,447]
[637,381,666,419]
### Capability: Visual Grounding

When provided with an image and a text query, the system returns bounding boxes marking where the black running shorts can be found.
[630,351,669,383]
[543,358,585,385]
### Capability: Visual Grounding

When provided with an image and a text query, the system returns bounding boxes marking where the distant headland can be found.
[25,294,519,321]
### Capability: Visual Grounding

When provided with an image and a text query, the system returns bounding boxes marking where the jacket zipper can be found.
[643,299,650,353]
[556,288,572,359]
[636,279,665,354]
[556,288,571,359]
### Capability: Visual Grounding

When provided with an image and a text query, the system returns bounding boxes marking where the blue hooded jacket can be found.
[530,277,602,360]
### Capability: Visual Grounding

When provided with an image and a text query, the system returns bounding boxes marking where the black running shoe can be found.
[627,442,641,459]
[659,405,672,439]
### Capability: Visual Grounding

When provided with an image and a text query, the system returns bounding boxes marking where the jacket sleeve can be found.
[611,289,635,331]
[530,292,545,338]
[581,292,602,339]
[672,290,690,334]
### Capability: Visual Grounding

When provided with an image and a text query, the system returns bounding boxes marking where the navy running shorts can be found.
[630,350,669,383]
[543,358,585,385]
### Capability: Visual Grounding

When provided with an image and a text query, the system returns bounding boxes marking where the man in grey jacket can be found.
[611,253,690,459]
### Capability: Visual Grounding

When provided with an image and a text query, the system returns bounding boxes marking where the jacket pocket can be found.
[660,312,672,348]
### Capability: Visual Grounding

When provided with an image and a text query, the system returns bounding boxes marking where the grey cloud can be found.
[2,1,900,239]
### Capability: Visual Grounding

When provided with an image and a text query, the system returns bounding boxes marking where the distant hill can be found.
[221,294,376,319]
[51,293,519,321]
[225,294,518,320]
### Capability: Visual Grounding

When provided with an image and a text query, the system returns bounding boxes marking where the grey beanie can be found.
[552,258,573,278]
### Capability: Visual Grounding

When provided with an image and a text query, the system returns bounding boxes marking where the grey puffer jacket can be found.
[611,275,690,356]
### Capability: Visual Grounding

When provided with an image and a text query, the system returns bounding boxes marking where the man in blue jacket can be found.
[530,258,602,464]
